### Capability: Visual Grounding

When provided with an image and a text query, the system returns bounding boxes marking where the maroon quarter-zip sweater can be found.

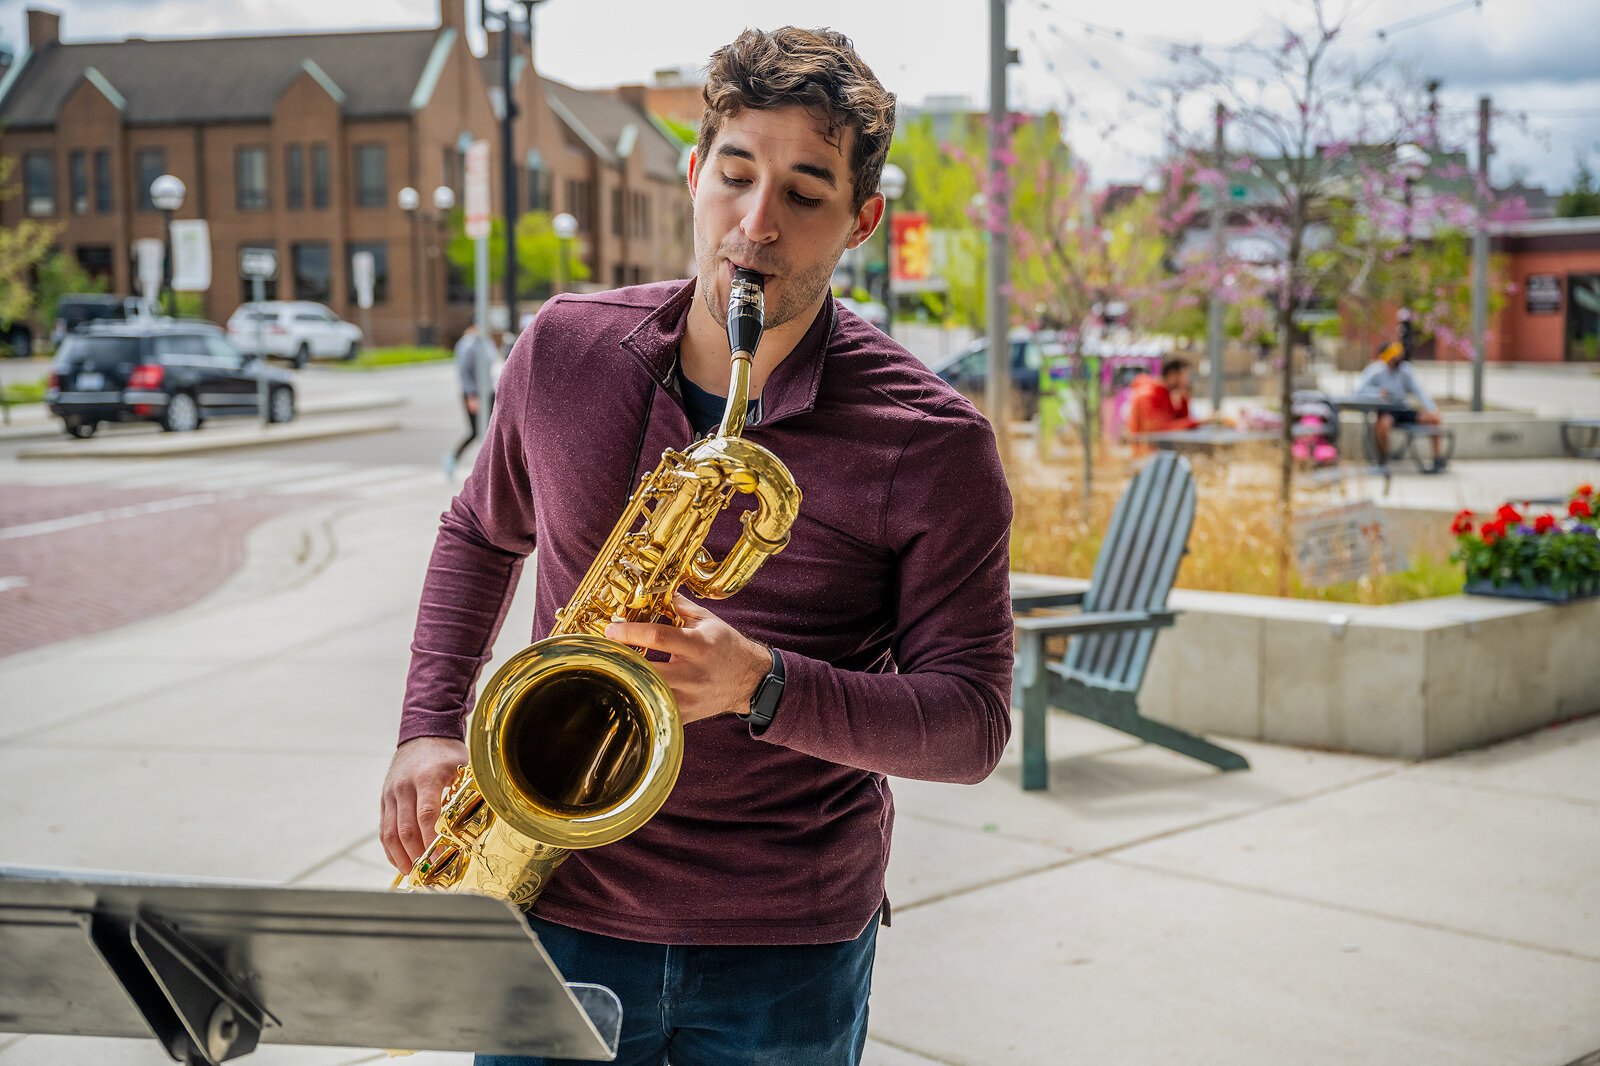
[402,280,1013,945]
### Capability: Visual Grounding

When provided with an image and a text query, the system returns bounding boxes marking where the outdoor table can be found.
[1327,394,1411,467]
[1125,426,1322,454]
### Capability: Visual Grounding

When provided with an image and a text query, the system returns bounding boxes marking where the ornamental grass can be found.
[1006,437,1464,606]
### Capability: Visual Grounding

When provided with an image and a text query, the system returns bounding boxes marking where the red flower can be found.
[1450,509,1474,535]
[1572,498,1594,519]
[1496,504,1522,524]
[1481,519,1507,544]
[1578,484,1594,498]
[1534,514,1557,533]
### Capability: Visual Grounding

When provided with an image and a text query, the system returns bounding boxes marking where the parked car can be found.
[47,319,295,438]
[930,330,1056,420]
[227,301,364,367]
[835,295,889,332]
[51,294,146,348]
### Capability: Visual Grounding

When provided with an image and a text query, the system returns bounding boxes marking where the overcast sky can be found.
[6,0,1598,193]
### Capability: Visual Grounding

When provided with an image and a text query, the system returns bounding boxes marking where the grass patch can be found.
[331,345,452,370]
[2,377,47,405]
[1009,439,1461,606]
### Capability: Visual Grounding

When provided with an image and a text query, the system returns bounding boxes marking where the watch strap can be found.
[745,646,785,733]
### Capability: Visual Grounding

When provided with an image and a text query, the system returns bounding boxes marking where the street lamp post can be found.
[553,212,578,295]
[150,174,186,318]
[1395,143,1430,362]
[878,163,905,340]
[399,184,456,346]
[482,0,546,340]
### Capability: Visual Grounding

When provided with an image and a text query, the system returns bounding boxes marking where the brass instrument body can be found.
[400,268,799,908]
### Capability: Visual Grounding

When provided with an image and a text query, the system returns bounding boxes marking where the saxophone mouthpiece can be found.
[728,268,765,359]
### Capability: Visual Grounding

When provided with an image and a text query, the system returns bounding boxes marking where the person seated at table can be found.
[1126,358,1201,437]
[1358,340,1445,470]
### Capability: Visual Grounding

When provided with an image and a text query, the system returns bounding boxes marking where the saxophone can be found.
[398,268,800,908]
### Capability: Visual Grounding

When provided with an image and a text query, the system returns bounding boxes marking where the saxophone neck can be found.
[717,353,754,439]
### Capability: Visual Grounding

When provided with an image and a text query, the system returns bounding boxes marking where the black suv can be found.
[47,320,296,438]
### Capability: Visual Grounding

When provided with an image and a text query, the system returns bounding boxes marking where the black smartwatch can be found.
[743,646,785,734]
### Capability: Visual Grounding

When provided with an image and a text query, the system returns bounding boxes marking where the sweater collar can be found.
[620,279,835,427]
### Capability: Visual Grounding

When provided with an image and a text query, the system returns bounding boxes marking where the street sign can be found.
[465,139,492,240]
[1525,274,1562,316]
[170,220,211,292]
[240,247,278,280]
[134,239,164,304]
[1292,500,1404,588]
[352,251,375,310]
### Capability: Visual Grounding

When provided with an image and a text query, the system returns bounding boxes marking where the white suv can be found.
[226,301,364,367]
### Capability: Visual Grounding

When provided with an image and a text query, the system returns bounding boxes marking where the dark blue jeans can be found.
[476,912,879,1066]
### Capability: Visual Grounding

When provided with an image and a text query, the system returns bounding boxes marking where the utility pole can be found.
[1207,101,1226,421]
[1471,95,1490,413]
[484,1,542,341]
[985,0,1012,450]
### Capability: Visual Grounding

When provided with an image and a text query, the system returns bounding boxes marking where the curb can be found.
[0,392,405,444]
[15,413,403,459]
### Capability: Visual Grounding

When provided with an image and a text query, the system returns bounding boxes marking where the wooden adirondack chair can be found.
[1012,451,1249,790]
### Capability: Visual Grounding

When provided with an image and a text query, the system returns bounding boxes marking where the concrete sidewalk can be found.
[1,486,1596,1064]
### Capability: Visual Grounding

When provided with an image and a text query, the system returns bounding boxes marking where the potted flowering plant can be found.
[1451,485,1600,602]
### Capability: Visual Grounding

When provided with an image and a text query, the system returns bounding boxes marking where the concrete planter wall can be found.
[1336,411,1567,460]
[1018,574,1600,759]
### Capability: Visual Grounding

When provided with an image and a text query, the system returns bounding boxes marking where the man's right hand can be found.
[379,736,469,873]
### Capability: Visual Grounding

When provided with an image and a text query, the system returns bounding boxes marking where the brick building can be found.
[0,3,693,346]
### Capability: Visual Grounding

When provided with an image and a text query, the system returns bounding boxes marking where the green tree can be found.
[0,154,58,334]
[33,250,109,333]
[1556,157,1600,218]
[446,208,590,298]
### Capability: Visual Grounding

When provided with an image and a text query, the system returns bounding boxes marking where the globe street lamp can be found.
[878,163,906,340]
[150,174,186,318]
[399,184,456,345]
[553,212,578,295]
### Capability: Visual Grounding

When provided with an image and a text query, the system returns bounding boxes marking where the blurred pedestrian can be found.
[443,323,493,480]
[1359,340,1444,471]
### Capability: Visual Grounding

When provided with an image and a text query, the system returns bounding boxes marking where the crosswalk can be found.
[1,457,450,501]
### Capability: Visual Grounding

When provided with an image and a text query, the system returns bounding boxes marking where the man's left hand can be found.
[605,593,771,726]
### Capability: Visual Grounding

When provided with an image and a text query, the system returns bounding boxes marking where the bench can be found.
[1010,452,1250,790]
[1561,419,1600,459]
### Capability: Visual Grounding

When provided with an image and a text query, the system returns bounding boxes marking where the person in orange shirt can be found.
[1126,358,1201,437]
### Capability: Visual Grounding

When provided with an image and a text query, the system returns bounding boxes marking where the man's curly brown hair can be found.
[698,27,897,214]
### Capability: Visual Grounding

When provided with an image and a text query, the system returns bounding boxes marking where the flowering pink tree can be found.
[1166,0,1509,587]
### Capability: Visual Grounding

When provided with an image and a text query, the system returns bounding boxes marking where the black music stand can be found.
[0,865,620,1063]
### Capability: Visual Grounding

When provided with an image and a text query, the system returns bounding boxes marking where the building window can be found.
[93,149,112,213]
[443,146,460,198]
[612,187,624,237]
[566,179,593,232]
[527,167,550,212]
[236,146,268,211]
[292,242,332,303]
[612,264,626,288]
[135,148,165,212]
[311,144,330,210]
[76,245,113,284]
[353,144,386,208]
[69,151,88,215]
[285,145,305,210]
[239,244,279,303]
[24,152,55,216]
[347,241,389,305]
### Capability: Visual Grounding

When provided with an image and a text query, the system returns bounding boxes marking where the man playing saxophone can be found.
[379,26,1014,1066]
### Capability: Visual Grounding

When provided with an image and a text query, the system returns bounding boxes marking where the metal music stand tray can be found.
[0,865,621,1064]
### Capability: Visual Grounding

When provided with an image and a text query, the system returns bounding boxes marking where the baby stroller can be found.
[1290,390,1341,467]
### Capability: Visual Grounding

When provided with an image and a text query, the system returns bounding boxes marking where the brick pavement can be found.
[0,482,323,658]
